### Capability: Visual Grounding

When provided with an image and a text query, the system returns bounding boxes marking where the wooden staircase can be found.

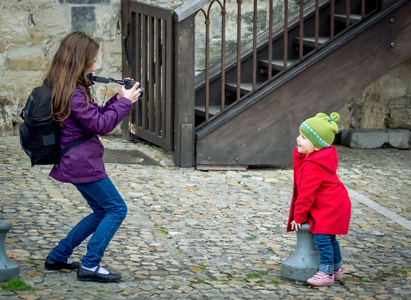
[121,0,411,168]
[193,0,411,169]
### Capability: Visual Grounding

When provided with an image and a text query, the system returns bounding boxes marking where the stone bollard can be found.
[281,222,319,281]
[0,220,19,282]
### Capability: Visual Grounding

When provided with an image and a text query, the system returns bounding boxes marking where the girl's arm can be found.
[99,94,119,114]
[70,88,132,136]
[99,81,141,113]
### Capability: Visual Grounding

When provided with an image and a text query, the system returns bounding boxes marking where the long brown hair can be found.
[45,31,99,126]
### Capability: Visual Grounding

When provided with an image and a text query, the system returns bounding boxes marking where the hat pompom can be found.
[330,112,340,122]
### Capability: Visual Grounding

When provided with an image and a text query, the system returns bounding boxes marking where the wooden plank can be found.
[121,0,131,139]
[174,16,196,167]
[225,82,264,95]
[164,18,174,150]
[180,124,194,167]
[195,105,221,118]
[259,59,298,71]
[334,14,362,24]
[293,36,329,48]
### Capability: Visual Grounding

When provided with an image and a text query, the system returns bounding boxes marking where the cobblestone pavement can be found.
[0,136,410,299]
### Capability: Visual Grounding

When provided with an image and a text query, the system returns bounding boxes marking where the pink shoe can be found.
[334,268,343,281]
[307,271,334,287]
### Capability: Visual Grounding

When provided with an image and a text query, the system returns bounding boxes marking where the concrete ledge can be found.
[341,129,411,149]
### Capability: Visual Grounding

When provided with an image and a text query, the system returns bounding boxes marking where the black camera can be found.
[89,75,144,96]
[124,78,144,94]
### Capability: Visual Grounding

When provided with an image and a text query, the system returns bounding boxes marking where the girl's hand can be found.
[290,220,301,231]
[118,79,141,104]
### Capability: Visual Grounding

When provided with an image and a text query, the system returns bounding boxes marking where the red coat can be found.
[287,146,351,235]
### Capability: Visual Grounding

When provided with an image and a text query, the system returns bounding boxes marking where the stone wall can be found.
[0,0,124,135]
[338,58,411,131]
[0,0,410,138]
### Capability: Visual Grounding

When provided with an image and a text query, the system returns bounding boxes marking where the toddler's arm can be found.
[290,220,301,231]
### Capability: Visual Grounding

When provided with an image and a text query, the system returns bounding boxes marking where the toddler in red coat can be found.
[287,112,351,287]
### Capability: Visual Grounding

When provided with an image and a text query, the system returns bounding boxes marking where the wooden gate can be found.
[121,0,174,151]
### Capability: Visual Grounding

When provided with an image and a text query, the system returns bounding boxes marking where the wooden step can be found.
[225,82,264,95]
[334,13,362,24]
[195,105,222,118]
[294,36,329,48]
[259,59,298,71]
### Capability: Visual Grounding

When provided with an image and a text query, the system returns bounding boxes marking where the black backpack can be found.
[19,80,93,166]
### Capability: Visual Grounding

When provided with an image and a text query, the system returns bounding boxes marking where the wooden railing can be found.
[192,0,378,124]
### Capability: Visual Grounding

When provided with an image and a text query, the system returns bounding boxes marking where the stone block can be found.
[30,7,68,36]
[0,9,27,41]
[341,129,411,149]
[341,129,388,149]
[28,30,44,45]
[388,129,411,149]
[71,6,95,34]
[5,57,46,70]
[389,107,411,130]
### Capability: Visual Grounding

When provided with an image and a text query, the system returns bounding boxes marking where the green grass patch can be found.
[197,279,205,284]
[159,228,169,234]
[267,280,279,285]
[96,289,106,293]
[27,259,34,264]
[394,269,407,274]
[246,271,264,279]
[0,277,34,291]
[198,264,206,270]
[249,237,256,240]
[360,279,371,283]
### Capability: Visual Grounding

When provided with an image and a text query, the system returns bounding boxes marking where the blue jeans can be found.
[314,234,342,275]
[48,177,127,268]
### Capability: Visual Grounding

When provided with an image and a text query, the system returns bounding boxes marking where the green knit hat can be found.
[299,112,340,149]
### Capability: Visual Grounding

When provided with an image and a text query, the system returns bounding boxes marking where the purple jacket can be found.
[49,87,132,183]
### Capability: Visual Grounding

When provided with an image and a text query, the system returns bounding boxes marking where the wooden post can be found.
[174,15,195,167]
[121,0,132,140]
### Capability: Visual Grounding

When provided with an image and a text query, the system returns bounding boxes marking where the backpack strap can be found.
[60,134,94,156]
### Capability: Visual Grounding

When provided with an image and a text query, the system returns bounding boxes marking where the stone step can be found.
[340,129,411,149]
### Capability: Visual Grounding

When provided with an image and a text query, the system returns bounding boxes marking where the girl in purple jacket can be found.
[43,31,141,282]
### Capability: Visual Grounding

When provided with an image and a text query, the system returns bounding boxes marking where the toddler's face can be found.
[296,132,317,155]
